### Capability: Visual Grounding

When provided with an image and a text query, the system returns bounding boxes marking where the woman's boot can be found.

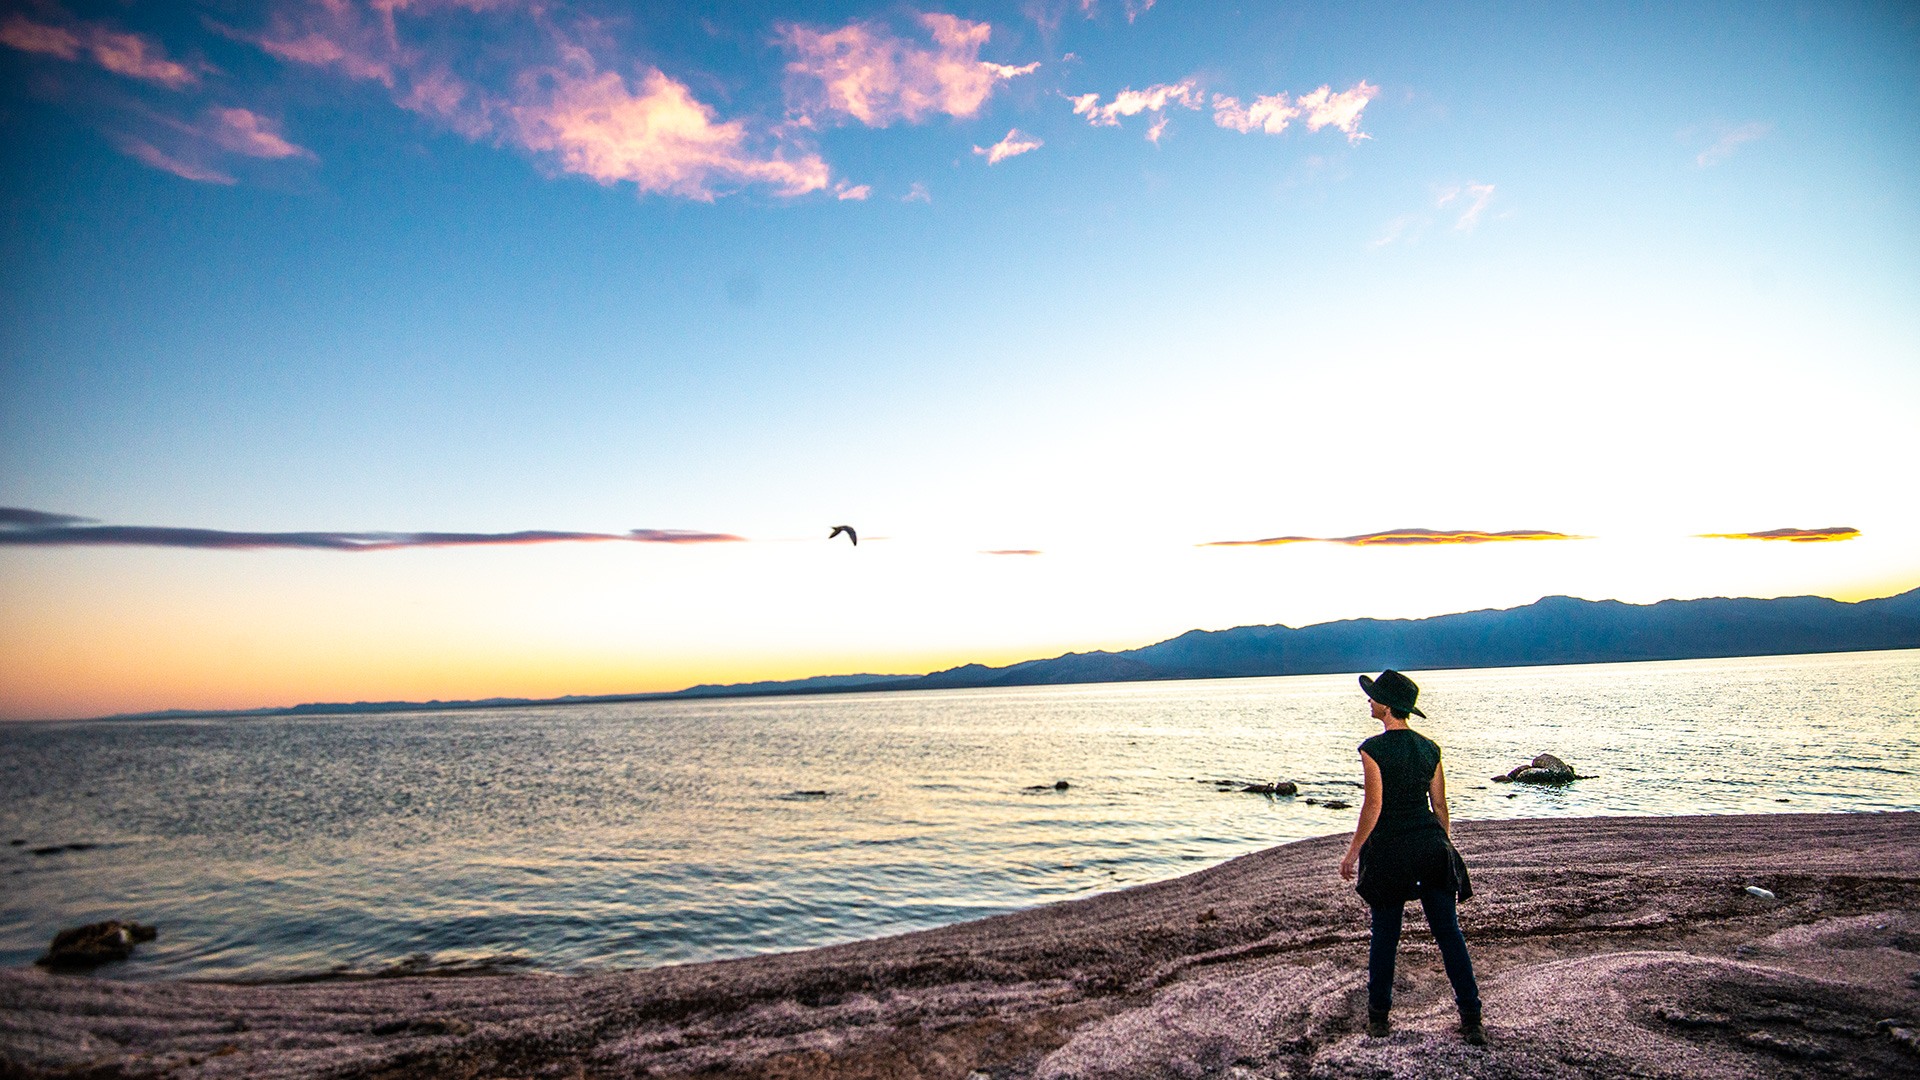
[1367,1008,1391,1038]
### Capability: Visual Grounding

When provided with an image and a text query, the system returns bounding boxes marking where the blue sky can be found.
[2,0,1916,719]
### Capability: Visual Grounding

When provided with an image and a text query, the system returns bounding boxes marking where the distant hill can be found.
[93,587,1920,721]
[845,587,1920,693]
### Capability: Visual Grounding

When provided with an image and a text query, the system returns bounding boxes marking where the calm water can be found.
[3,650,1917,982]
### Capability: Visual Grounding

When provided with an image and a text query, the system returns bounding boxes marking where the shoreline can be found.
[2,812,1917,1078]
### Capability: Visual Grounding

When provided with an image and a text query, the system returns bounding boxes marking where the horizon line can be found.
[26,582,1916,725]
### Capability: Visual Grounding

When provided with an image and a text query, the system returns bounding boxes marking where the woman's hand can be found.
[1340,848,1359,881]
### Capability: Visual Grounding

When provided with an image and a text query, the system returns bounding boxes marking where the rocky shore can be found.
[2,812,1916,1079]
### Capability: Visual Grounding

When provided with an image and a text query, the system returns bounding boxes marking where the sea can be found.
[3,649,1917,982]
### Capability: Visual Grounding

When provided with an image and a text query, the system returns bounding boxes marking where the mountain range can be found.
[100,586,1920,720]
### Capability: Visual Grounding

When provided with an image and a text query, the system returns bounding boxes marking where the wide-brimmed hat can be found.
[1359,669,1426,718]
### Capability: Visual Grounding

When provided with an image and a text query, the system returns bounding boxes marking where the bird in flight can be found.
[829,525,857,546]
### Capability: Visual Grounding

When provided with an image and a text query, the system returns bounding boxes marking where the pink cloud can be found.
[112,137,237,184]
[1211,92,1299,135]
[973,128,1042,164]
[239,1,835,201]
[508,67,829,200]
[834,182,872,200]
[1,11,200,88]
[780,12,1036,127]
[1070,80,1200,127]
[1295,82,1377,141]
[1213,82,1377,143]
[105,106,315,183]
[206,108,315,160]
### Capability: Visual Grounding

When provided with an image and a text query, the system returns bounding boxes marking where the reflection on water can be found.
[2,649,1915,981]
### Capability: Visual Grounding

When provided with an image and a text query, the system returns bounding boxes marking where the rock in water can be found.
[1500,753,1579,785]
[1239,781,1298,796]
[36,921,157,970]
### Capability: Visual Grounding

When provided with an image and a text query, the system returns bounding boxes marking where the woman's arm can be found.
[1339,751,1385,881]
[1429,760,1451,836]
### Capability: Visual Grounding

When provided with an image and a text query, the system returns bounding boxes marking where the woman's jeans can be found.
[1368,884,1481,1018]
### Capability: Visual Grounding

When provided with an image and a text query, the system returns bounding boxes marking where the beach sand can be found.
[3,812,1916,1079]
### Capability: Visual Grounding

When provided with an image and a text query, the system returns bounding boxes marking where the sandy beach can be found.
[2,812,1916,1079]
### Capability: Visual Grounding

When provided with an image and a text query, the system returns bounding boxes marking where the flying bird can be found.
[829,525,857,546]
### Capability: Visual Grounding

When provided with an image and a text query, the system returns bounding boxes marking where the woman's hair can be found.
[1390,707,1410,721]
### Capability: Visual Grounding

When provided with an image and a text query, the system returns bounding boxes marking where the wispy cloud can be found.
[238,1,830,200]
[1696,527,1859,543]
[1437,181,1495,230]
[0,509,746,550]
[1213,82,1377,143]
[779,12,1036,128]
[834,181,872,200]
[103,104,315,185]
[1069,0,1155,22]
[974,128,1042,164]
[203,106,313,160]
[1,9,201,89]
[903,181,932,203]
[982,548,1043,556]
[1695,121,1772,167]
[1202,528,1584,548]
[111,136,238,184]
[1372,180,1498,247]
[1069,80,1200,128]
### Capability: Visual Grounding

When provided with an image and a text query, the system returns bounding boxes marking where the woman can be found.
[1338,669,1485,1045]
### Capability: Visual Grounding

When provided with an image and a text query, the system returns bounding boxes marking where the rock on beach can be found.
[2,813,1916,1079]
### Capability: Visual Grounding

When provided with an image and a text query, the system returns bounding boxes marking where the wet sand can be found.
[3,812,1916,1079]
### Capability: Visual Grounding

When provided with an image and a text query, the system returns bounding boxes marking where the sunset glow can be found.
[2,1,1915,720]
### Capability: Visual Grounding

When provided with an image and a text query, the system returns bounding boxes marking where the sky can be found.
[1,0,1916,721]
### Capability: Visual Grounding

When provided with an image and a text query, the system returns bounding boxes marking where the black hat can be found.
[1359,669,1426,719]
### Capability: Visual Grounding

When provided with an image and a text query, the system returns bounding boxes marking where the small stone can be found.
[1054,780,1070,791]
[1197,907,1219,924]
[1322,800,1352,810]
[1744,885,1776,901]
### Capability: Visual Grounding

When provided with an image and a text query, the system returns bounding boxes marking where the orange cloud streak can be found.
[1696,527,1860,543]
[981,549,1043,555]
[1203,528,1584,548]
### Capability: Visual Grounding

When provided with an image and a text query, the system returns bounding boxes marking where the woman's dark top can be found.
[1355,728,1472,907]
